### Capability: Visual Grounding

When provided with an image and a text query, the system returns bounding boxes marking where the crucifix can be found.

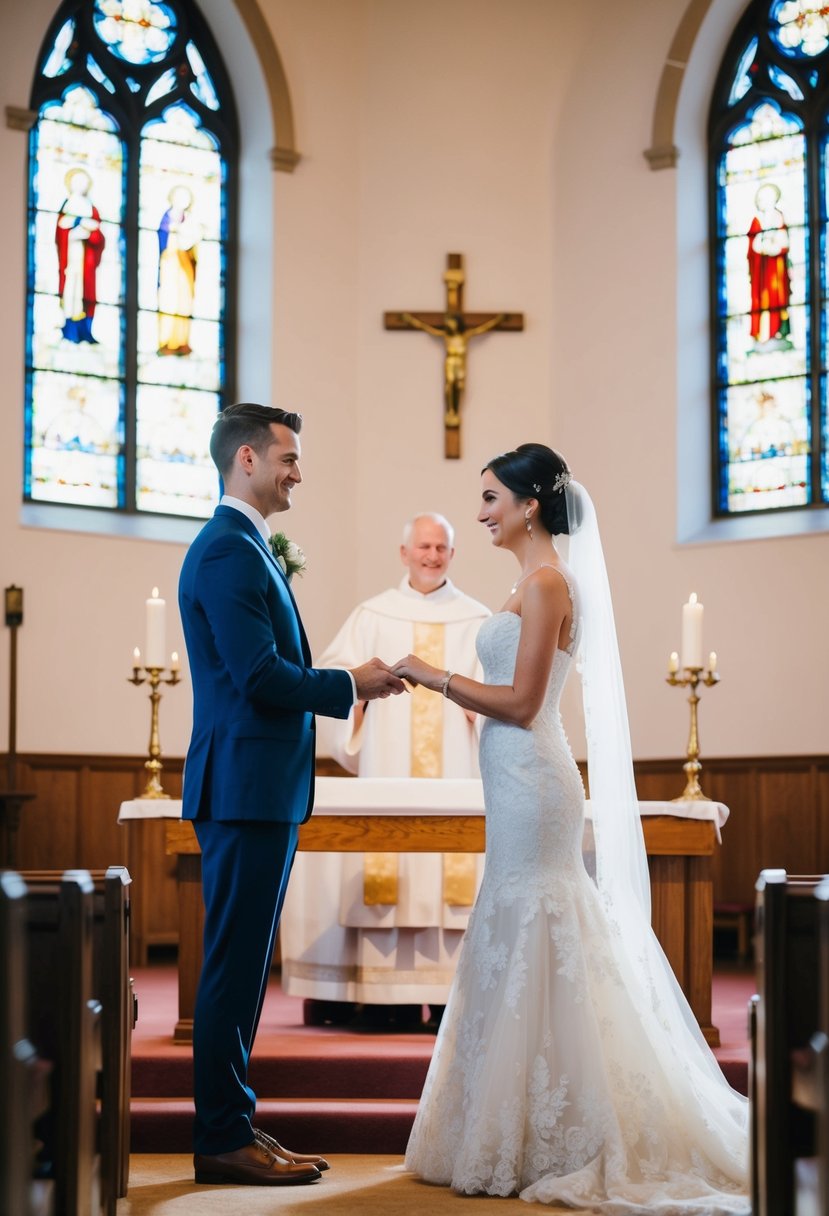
[384,253,524,458]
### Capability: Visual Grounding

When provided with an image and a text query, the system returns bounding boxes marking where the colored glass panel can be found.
[715,97,810,509]
[729,39,758,105]
[43,18,75,78]
[87,56,116,94]
[26,0,233,520]
[768,63,805,98]
[26,85,125,506]
[27,370,124,507]
[823,376,829,499]
[145,68,176,107]
[772,1,829,57]
[721,378,810,510]
[186,42,219,111]
[135,101,224,513]
[93,0,177,66]
[135,384,218,516]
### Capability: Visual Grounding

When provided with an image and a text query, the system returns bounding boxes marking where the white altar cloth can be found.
[118,777,729,841]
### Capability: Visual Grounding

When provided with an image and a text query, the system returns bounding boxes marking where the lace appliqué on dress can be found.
[404,608,749,1214]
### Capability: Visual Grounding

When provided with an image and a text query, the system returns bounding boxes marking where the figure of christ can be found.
[747,182,792,348]
[55,167,105,344]
[400,310,506,430]
[157,185,199,356]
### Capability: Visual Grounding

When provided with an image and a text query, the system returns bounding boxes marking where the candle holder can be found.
[665,661,720,801]
[128,662,181,798]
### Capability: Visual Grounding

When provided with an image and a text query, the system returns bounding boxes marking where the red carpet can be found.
[130,961,753,1153]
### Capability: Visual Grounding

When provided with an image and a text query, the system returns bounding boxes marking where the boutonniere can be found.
[268,532,307,582]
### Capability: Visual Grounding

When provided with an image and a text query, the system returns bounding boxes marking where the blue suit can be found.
[179,504,352,1153]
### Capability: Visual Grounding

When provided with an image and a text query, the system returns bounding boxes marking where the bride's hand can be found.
[392,655,442,690]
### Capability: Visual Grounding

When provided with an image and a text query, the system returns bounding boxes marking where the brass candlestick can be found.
[128,661,181,798]
[666,659,720,801]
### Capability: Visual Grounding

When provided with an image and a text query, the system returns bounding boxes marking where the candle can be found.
[668,651,679,674]
[708,651,718,673]
[170,651,180,672]
[681,592,704,670]
[132,646,141,669]
[145,587,166,669]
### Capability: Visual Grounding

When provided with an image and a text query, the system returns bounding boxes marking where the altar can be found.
[118,778,729,1047]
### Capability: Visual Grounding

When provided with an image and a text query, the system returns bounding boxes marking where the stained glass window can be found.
[710,0,829,515]
[25,0,237,520]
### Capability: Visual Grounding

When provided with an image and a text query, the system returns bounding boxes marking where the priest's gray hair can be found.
[401,512,455,549]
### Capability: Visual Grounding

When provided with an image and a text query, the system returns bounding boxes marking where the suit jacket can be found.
[178,505,353,824]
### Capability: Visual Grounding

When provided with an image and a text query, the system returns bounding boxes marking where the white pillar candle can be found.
[170,651,180,672]
[132,646,141,669]
[708,651,718,672]
[145,588,166,669]
[681,593,704,670]
[668,651,679,674]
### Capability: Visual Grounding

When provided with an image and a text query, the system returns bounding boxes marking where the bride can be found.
[392,444,749,1213]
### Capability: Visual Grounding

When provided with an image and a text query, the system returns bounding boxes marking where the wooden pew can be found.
[24,869,101,1216]
[21,868,133,1216]
[750,869,825,1216]
[0,871,52,1216]
[814,876,829,1215]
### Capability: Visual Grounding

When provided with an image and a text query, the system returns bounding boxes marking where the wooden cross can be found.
[384,253,524,458]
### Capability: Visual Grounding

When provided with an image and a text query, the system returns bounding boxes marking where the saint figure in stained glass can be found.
[747,182,792,349]
[26,0,237,519]
[157,184,199,356]
[55,167,106,344]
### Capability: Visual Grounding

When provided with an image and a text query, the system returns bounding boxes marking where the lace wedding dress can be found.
[404,589,749,1213]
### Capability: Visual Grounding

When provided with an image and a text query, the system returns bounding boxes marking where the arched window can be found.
[25,0,237,520]
[709,0,829,518]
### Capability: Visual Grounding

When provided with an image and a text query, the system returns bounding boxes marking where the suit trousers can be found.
[192,818,299,1154]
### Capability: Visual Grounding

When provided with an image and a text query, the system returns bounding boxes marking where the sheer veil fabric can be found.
[403,480,749,1213]
[547,479,750,1209]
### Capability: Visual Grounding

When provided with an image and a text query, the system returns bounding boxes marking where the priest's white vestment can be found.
[280,577,490,1005]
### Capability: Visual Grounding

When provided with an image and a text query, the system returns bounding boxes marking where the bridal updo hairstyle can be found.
[484,443,573,536]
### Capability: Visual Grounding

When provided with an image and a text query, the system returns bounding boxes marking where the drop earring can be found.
[525,512,533,538]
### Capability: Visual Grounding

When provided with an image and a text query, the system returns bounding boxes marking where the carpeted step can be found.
[128,963,752,1154]
[130,1097,419,1155]
[131,1047,431,1099]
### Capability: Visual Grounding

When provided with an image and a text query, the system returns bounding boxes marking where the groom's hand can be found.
[351,657,407,701]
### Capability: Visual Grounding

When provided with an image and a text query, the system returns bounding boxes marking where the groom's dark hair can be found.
[210,403,302,475]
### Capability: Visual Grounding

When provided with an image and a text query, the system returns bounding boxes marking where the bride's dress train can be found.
[404,605,749,1213]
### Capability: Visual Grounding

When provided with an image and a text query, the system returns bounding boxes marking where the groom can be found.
[179,403,405,1186]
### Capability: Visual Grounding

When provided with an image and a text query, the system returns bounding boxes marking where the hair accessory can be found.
[553,470,572,493]
[532,482,541,493]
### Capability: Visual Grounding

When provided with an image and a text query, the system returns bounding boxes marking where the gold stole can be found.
[363,621,477,908]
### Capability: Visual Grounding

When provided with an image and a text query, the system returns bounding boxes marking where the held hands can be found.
[391,654,443,692]
[351,657,407,701]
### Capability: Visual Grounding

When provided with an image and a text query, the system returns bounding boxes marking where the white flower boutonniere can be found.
[268,532,307,582]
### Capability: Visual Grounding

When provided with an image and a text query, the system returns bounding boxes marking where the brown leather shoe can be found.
[194,1138,321,1185]
[254,1127,331,1171]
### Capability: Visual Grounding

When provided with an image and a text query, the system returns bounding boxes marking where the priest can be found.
[280,513,489,1025]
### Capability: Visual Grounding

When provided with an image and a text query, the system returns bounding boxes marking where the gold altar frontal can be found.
[164,808,721,1048]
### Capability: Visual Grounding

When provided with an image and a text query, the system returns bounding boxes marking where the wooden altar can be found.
[155,786,723,1048]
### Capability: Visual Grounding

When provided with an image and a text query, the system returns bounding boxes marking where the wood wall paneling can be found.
[3,753,828,956]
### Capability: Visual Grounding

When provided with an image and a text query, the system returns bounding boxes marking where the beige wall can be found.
[0,0,825,762]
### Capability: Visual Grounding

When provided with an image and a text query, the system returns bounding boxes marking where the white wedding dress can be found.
[404,590,749,1213]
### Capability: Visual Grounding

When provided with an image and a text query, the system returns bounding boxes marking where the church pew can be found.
[0,871,53,1216]
[21,868,134,1216]
[24,870,101,1216]
[813,877,829,1215]
[750,869,825,1216]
